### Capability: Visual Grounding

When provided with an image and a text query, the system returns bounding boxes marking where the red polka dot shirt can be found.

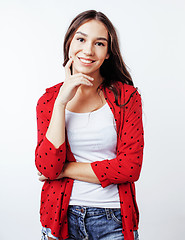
[35,81,144,240]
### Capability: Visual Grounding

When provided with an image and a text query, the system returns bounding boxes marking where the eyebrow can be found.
[75,31,108,42]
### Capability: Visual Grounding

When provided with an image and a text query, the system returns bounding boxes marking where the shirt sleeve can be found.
[91,90,144,188]
[35,95,66,180]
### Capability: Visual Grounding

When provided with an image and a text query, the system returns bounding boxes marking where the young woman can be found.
[35,10,144,240]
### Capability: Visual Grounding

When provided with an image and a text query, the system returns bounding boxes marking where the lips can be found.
[78,57,95,64]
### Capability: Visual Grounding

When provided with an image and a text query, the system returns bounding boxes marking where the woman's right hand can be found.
[55,58,94,107]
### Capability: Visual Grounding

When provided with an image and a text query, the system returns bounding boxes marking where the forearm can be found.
[61,162,100,184]
[46,103,66,149]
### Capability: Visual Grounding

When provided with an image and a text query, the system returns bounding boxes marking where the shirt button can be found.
[81,209,84,213]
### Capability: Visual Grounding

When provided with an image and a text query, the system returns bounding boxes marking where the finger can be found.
[37,171,42,176]
[39,175,47,182]
[75,73,94,81]
[73,77,93,87]
[39,176,45,182]
[65,58,73,78]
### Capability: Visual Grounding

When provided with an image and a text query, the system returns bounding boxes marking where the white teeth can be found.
[80,58,93,64]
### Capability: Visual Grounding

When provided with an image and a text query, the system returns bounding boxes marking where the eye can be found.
[77,38,85,42]
[96,42,105,46]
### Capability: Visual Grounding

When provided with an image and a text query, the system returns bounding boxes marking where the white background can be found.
[0,0,185,239]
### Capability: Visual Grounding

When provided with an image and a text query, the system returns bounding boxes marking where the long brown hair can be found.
[63,10,134,106]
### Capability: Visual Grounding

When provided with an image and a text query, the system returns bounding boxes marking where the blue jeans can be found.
[41,205,139,240]
[66,205,139,240]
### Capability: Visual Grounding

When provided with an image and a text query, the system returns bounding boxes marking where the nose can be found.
[83,42,94,56]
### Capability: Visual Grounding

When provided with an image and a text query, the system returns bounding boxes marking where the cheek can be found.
[68,46,73,58]
[69,42,79,57]
[97,49,109,60]
[98,54,108,63]
[68,42,74,58]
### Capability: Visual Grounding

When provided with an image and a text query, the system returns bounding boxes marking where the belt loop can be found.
[105,208,111,220]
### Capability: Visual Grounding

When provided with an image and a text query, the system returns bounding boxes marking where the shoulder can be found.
[36,82,63,110]
[45,82,63,93]
[114,82,141,104]
[116,81,137,93]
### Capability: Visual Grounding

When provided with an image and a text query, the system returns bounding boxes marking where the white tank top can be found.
[65,103,120,208]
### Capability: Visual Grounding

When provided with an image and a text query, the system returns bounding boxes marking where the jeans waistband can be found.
[68,205,121,218]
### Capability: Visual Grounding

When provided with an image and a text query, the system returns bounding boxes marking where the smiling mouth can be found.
[78,57,95,64]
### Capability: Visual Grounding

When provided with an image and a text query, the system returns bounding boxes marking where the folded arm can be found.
[38,162,100,184]
[91,90,144,188]
[38,90,144,187]
[35,95,66,180]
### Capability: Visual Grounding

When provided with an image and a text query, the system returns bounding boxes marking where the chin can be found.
[73,64,102,76]
[73,66,95,75]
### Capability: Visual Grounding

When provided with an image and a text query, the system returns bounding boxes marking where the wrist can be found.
[54,100,67,109]
[62,162,70,178]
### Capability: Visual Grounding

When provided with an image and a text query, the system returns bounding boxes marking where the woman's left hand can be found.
[37,162,99,184]
[37,171,48,181]
[37,170,65,181]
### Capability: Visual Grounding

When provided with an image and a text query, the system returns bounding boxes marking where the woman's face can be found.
[68,19,109,76]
